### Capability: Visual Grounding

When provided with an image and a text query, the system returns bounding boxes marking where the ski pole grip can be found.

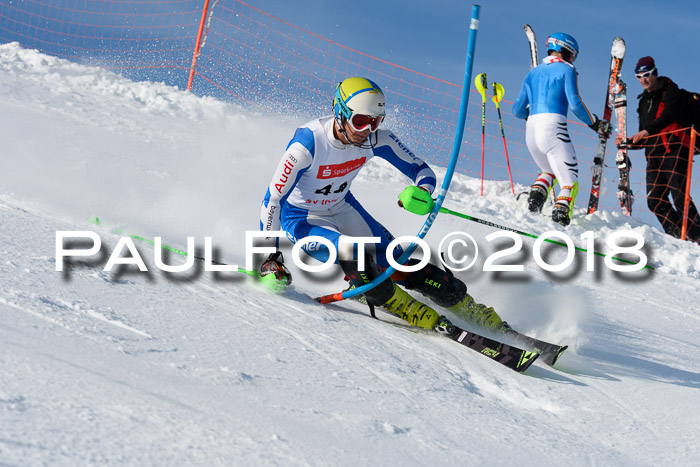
[475,73,487,101]
[398,186,435,215]
[491,82,505,107]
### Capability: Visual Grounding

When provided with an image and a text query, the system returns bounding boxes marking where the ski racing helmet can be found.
[333,77,386,138]
[546,32,579,63]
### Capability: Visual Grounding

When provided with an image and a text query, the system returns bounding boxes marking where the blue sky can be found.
[244,0,699,123]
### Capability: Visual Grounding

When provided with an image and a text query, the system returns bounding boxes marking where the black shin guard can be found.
[404,260,466,308]
[339,254,394,306]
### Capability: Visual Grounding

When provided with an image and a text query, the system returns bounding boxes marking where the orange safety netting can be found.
[633,127,699,241]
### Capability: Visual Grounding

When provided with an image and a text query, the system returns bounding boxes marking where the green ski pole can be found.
[88,217,258,276]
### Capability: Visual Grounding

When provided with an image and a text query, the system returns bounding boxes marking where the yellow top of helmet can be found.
[333,77,386,120]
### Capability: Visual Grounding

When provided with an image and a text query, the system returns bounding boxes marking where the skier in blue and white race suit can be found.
[261,115,436,272]
[512,32,604,226]
[259,77,509,332]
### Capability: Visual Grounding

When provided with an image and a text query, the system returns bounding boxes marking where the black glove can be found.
[590,114,611,138]
[616,137,631,150]
[259,251,292,285]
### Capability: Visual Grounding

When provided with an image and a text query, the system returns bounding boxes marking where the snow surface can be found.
[1,42,698,465]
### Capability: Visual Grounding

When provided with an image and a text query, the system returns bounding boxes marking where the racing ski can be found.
[614,79,634,215]
[338,293,538,373]
[588,36,625,214]
[524,24,538,69]
[438,320,539,373]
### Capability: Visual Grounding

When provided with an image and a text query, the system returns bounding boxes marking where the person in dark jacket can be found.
[619,56,700,242]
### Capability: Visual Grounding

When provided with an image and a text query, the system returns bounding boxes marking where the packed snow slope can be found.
[1,42,698,465]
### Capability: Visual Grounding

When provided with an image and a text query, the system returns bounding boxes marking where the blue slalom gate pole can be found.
[325,4,482,303]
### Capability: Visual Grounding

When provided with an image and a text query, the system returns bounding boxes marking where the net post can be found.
[187,0,212,92]
[681,126,696,240]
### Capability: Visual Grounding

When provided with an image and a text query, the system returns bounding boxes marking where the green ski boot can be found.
[448,293,504,331]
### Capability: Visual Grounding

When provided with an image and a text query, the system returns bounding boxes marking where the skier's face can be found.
[342,120,371,145]
[637,72,658,92]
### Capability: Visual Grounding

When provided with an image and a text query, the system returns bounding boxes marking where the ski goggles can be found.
[635,67,656,79]
[348,113,384,132]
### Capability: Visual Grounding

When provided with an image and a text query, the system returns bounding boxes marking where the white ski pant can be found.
[525,113,578,191]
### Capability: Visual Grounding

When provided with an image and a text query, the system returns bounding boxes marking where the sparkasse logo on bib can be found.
[317,157,366,179]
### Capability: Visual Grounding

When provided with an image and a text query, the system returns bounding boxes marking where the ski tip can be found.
[523,24,535,38]
[611,37,626,57]
[545,345,568,367]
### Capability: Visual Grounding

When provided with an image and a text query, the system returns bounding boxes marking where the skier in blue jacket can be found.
[512,32,604,226]
[258,77,510,333]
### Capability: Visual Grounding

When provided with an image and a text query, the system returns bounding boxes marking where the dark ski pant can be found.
[646,144,700,240]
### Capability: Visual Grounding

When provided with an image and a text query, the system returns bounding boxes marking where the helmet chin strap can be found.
[335,116,377,149]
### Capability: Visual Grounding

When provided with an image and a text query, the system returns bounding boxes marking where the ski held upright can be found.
[587,37,626,214]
